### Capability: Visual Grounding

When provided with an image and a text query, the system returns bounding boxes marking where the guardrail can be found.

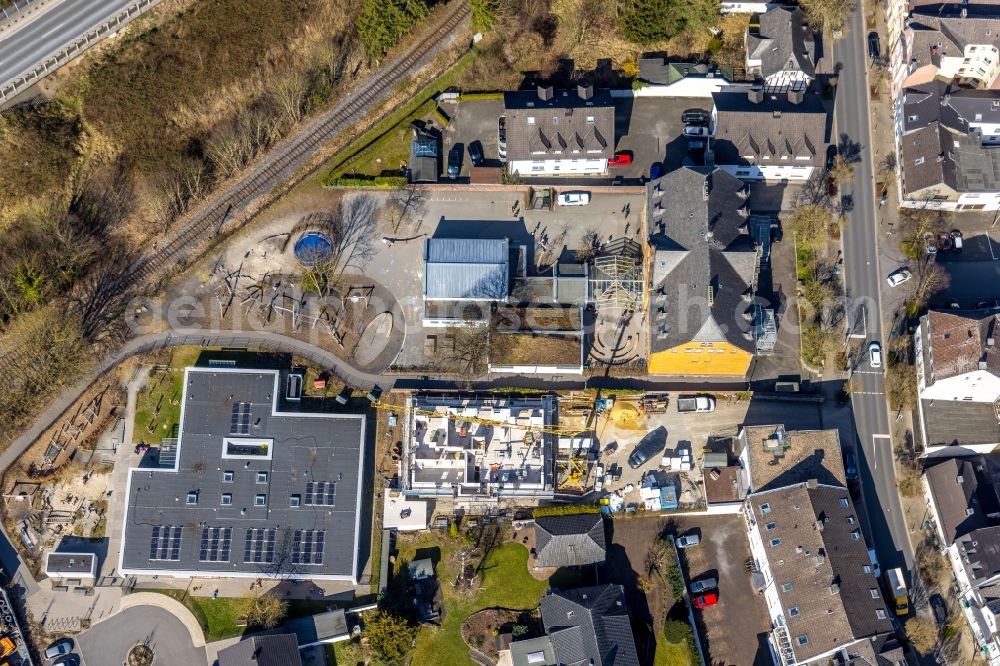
[0,0,159,105]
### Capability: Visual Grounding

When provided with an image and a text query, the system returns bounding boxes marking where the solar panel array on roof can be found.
[150,526,182,561]
[230,401,251,434]
[200,527,233,562]
[292,529,326,565]
[305,481,336,506]
[244,527,276,563]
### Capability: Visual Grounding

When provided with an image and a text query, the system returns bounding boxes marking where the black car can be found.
[627,426,667,469]
[468,140,484,167]
[868,32,880,61]
[826,144,838,171]
[447,144,462,178]
[681,108,709,125]
[845,452,858,480]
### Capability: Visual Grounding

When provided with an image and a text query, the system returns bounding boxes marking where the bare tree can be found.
[799,0,856,36]
[271,74,308,127]
[332,194,379,283]
[829,154,856,186]
[440,312,512,376]
[241,590,288,629]
[910,260,950,309]
[575,228,601,263]
[384,186,427,234]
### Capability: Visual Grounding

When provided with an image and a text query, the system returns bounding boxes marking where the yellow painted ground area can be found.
[608,401,644,430]
[648,342,752,376]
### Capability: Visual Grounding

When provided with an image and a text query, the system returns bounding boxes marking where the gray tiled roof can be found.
[957,525,1000,587]
[907,8,1000,72]
[712,88,827,167]
[120,369,367,580]
[503,88,615,162]
[749,484,893,662]
[539,584,640,666]
[510,635,557,666]
[218,633,302,666]
[647,167,759,355]
[920,398,1000,447]
[535,513,606,568]
[925,457,1000,543]
[746,6,817,79]
[424,238,510,300]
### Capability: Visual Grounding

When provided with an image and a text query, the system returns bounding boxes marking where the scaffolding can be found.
[591,238,643,310]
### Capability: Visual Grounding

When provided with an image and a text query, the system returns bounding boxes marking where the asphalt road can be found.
[0,0,144,87]
[834,8,914,575]
[76,605,205,666]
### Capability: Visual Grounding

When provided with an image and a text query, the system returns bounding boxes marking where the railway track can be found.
[124,1,471,289]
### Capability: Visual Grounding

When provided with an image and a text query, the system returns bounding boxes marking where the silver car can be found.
[676,534,700,548]
[558,191,591,206]
[690,577,717,594]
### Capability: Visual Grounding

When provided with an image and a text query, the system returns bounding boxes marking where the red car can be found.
[609,152,633,167]
[693,592,718,608]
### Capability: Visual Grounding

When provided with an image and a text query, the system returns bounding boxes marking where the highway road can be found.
[834,7,914,574]
[0,0,144,88]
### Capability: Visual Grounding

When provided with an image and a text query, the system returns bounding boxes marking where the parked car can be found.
[468,140,484,167]
[868,31,880,61]
[937,232,953,253]
[650,162,663,180]
[594,464,605,492]
[447,144,462,178]
[868,548,881,577]
[689,577,717,594]
[951,229,964,252]
[868,341,883,369]
[845,452,858,480]
[924,231,938,255]
[886,268,912,287]
[694,592,718,608]
[683,125,710,138]
[677,395,715,413]
[682,108,710,124]
[687,139,706,151]
[929,593,948,625]
[45,639,73,660]
[627,426,668,469]
[558,191,591,206]
[609,151,633,167]
[826,144,838,171]
[676,533,700,548]
[498,116,507,160]
[53,657,80,666]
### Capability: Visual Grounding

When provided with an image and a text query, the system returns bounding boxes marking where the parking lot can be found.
[933,231,1000,307]
[440,95,715,184]
[606,515,771,666]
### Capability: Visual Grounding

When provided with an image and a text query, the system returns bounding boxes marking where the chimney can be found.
[748,88,764,104]
[806,478,818,489]
[788,89,804,105]
[577,84,594,101]
[961,7,968,18]
[538,85,554,102]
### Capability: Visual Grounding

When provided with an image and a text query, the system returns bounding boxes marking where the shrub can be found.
[324,175,407,188]
[470,0,500,32]
[631,80,650,90]
[448,521,459,538]
[663,617,698,665]
[357,0,429,61]
[460,91,504,101]
[532,505,601,518]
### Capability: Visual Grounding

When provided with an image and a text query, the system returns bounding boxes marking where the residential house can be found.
[646,166,774,376]
[218,633,303,666]
[738,424,847,495]
[744,482,895,665]
[900,6,1000,95]
[712,87,828,182]
[503,85,615,176]
[915,309,1000,452]
[509,584,640,666]
[745,6,818,92]
[421,236,586,374]
[402,394,556,502]
[923,455,1000,661]
[118,368,368,583]
[408,125,438,184]
[897,82,1000,209]
[533,513,606,569]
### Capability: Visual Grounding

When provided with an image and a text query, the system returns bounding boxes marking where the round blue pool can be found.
[294,231,333,266]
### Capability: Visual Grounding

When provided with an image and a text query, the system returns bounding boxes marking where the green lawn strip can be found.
[322,50,476,183]
[131,346,203,445]
[654,637,693,666]
[794,238,816,283]
[401,535,547,665]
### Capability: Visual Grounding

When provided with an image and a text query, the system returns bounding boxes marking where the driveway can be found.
[76,604,206,666]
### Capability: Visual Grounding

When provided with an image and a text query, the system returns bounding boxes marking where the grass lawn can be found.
[131,346,202,445]
[396,533,547,666]
[323,50,476,183]
[655,637,694,666]
[148,590,332,643]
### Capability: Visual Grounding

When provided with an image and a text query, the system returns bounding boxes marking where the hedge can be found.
[532,504,601,518]
[460,91,504,101]
[663,617,699,665]
[324,175,407,189]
